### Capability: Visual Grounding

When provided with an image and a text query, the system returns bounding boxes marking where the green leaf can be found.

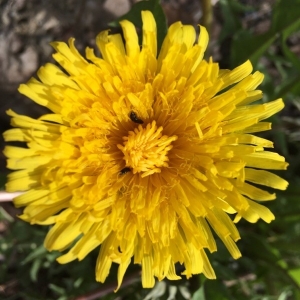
[272,0,300,33]
[109,0,167,52]
[21,244,47,265]
[192,280,233,300]
[30,259,42,282]
[231,30,277,68]
[213,261,236,281]
[244,233,280,263]
[275,72,300,99]
[218,0,244,43]
[281,26,300,72]
[243,234,300,291]
[192,285,205,300]
[231,0,300,68]
[204,280,234,300]
[288,268,300,287]
[48,283,66,296]
[265,262,300,291]
[278,289,295,300]
[273,0,300,71]
[272,238,300,253]
[0,206,14,222]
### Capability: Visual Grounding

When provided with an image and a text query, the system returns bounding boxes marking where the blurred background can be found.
[1,0,300,299]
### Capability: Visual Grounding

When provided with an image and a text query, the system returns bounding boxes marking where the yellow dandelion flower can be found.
[4,11,288,289]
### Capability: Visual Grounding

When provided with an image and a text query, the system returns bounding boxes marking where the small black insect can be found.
[129,111,144,124]
[119,167,131,175]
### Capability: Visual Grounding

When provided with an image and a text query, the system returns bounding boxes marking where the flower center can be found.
[117,121,177,177]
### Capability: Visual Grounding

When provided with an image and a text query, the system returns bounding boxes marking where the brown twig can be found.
[224,273,256,287]
[72,270,141,300]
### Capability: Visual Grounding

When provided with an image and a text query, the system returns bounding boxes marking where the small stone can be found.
[6,56,23,83]
[19,46,39,78]
[43,16,60,31]
[103,0,130,17]
[10,34,23,53]
[14,0,27,11]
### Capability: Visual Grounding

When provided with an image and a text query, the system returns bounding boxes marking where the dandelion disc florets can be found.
[4,11,288,289]
[118,121,177,177]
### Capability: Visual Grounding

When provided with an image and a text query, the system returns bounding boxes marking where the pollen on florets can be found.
[117,121,178,177]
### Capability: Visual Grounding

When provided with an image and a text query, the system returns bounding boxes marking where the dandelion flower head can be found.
[4,11,288,289]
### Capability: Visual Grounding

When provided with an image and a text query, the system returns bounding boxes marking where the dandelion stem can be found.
[0,192,21,202]
[200,0,213,35]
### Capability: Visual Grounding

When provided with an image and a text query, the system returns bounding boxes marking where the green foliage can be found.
[192,279,233,300]
[231,0,300,68]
